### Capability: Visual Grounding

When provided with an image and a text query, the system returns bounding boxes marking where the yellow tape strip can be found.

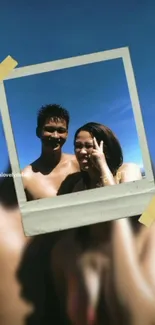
[0,56,18,81]
[139,196,155,227]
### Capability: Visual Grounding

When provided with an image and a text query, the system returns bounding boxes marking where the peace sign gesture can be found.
[90,137,107,170]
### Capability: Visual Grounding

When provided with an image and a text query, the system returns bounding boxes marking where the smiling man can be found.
[22,104,79,200]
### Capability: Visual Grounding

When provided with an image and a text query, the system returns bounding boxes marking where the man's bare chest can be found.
[26,162,75,200]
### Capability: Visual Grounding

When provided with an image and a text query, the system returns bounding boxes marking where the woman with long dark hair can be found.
[59,122,142,194]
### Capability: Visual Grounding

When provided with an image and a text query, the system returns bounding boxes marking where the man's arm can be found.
[107,218,155,325]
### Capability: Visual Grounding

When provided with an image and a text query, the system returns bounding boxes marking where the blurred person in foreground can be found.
[0,164,155,325]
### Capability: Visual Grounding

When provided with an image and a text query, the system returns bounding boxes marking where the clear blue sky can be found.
[0,0,155,172]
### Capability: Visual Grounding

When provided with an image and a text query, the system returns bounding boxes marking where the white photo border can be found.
[0,47,154,236]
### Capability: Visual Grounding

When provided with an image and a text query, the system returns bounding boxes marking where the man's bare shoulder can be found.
[22,165,33,176]
[63,153,76,160]
[22,156,41,173]
[63,153,80,170]
[21,165,33,187]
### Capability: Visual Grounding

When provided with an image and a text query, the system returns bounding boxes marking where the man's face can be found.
[41,117,68,151]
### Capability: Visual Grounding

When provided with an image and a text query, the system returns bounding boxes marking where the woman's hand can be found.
[90,137,107,170]
[90,137,116,186]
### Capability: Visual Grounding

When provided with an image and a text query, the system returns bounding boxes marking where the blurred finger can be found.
[91,150,99,155]
[93,137,99,150]
[100,140,104,152]
[111,219,155,313]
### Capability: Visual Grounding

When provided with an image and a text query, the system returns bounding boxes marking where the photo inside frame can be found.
[3,57,145,202]
[0,72,154,324]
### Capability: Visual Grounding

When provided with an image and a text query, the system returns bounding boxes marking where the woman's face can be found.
[74,131,94,171]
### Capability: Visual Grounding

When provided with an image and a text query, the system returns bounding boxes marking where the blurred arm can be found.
[110,218,155,325]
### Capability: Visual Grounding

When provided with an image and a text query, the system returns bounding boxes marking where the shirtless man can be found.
[22,104,79,200]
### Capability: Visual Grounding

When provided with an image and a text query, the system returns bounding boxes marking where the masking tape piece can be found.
[0,56,18,81]
[139,196,155,227]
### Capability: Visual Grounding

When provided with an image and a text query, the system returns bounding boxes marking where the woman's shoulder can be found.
[116,162,142,183]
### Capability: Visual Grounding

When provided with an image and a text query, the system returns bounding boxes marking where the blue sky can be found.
[0,0,155,172]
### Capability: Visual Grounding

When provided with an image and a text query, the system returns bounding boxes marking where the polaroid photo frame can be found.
[0,46,155,236]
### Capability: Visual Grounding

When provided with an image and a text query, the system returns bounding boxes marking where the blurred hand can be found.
[90,137,107,170]
[104,218,155,325]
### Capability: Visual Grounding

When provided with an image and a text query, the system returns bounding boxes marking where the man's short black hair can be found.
[37,104,70,130]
